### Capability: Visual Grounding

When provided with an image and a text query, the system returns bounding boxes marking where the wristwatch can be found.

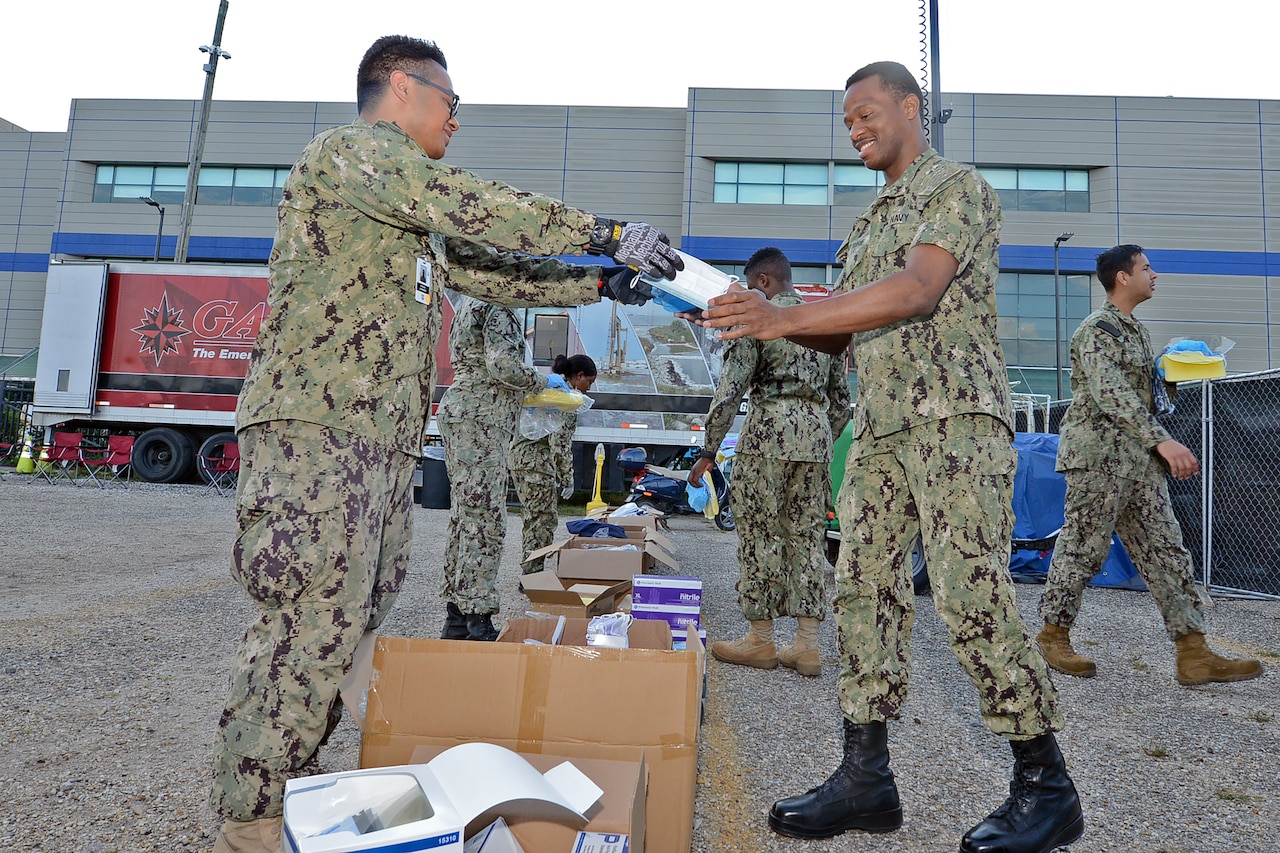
[588,217,621,255]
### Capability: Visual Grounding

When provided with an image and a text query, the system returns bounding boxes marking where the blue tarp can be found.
[1010,432,1147,590]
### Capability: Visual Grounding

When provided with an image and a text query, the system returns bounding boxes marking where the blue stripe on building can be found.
[20,233,1280,280]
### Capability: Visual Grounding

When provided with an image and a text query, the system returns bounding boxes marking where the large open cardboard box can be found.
[357,622,703,853]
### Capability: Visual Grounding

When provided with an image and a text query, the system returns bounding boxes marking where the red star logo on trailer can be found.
[132,291,192,366]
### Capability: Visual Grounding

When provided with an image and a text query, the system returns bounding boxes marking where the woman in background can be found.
[510,354,597,575]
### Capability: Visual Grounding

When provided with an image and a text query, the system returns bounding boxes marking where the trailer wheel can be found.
[196,432,239,484]
[911,534,930,595]
[132,427,196,483]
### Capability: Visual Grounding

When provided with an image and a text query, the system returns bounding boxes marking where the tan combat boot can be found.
[1175,632,1263,686]
[711,619,778,669]
[1036,622,1097,678]
[211,816,282,853]
[779,616,822,677]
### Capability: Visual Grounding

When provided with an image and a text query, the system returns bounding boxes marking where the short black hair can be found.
[552,353,597,378]
[357,35,448,113]
[845,61,924,107]
[744,246,791,283]
[1095,244,1145,292]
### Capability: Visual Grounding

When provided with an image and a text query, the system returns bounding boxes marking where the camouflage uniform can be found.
[213,118,605,822]
[439,297,549,612]
[1039,303,1204,640]
[510,411,577,574]
[702,291,851,621]
[833,149,1061,738]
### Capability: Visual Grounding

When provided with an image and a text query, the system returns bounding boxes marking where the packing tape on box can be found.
[515,647,554,751]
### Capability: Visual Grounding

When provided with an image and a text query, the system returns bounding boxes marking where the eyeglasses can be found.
[404,71,460,118]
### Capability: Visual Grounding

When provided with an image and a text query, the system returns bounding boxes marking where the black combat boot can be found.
[960,733,1084,853]
[464,613,500,641]
[440,602,468,640]
[768,719,902,839]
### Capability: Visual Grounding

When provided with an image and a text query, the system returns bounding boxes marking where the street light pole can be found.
[1053,231,1075,400]
[141,197,165,262]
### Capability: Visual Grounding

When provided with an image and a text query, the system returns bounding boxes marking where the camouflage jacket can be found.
[237,118,602,455]
[510,411,577,484]
[437,296,546,430]
[703,291,851,463]
[1056,302,1173,480]
[837,149,1013,442]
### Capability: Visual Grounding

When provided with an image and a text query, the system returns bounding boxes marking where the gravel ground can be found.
[1,477,1277,853]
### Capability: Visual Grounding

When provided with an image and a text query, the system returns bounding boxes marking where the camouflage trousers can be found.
[210,420,415,821]
[1040,458,1204,640]
[511,465,559,575]
[834,415,1062,738]
[438,408,514,614]
[730,452,829,621]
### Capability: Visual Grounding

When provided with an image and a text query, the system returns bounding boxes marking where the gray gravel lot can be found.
[1,478,1277,852]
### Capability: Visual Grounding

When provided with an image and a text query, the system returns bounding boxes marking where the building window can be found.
[93,164,291,206]
[980,168,1089,212]
[714,162,830,205]
[833,163,885,208]
[996,271,1092,395]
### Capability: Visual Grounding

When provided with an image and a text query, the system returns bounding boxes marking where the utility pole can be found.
[174,0,230,263]
[927,0,952,156]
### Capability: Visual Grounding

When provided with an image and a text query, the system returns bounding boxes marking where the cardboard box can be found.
[671,627,708,653]
[411,745,645,853]
[358,628,703,853]
[519,572,632,619]
[525,534,678,583]
[604,514,665,537]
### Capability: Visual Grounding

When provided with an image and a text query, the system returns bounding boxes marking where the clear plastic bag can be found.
[639,250,739,310]
[518,406,567,441]
[518,390,594,440]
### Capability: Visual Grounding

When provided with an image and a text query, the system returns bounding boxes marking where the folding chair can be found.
[80,434,135,488]
[199,441,240,496]
[31,431,83,485]
[0,439,19,481]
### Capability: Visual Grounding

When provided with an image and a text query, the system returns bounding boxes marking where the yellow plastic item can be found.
[586,443,607,513]
[1159,352,1226,382]
[521,387,586,412]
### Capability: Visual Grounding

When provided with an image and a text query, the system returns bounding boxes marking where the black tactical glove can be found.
[586,217,684,280]
[598,266,653,306]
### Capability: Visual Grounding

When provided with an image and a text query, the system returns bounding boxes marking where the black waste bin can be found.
[420,446,450,509]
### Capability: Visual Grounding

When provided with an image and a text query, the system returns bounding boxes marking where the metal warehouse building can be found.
[2,88,1278,394]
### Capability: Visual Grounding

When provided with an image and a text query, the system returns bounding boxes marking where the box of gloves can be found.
[630,575,703,637]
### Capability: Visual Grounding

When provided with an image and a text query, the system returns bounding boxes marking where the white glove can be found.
[560,485,575,499]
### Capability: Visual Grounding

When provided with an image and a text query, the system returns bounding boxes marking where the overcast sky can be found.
[2,0,1275,132]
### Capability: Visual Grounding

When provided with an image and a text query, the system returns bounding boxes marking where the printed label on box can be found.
[572,832,629,853]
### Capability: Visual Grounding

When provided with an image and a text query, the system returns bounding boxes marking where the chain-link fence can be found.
[1156,369,1280,599]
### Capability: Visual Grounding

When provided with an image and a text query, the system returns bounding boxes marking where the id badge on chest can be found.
[415,257,432,306]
